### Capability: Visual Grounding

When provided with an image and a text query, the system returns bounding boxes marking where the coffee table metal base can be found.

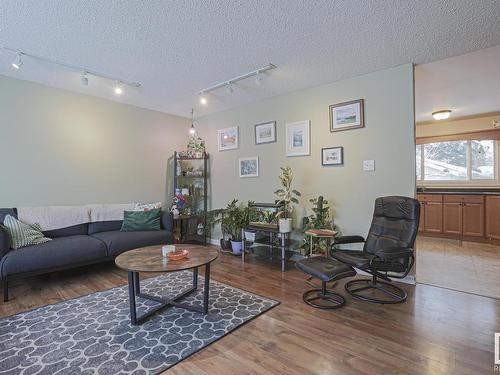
[127,264,211,325]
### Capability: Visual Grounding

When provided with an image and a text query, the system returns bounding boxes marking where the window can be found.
[416,139,497,182]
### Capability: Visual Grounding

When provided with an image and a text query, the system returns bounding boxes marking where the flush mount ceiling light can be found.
[1,46,141,95]
[11,52,23,70]
[195,63,276,106]
[114,82,123,95]
[432,110,452,120]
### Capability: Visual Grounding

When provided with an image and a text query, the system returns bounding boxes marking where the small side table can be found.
[304,229,338,286]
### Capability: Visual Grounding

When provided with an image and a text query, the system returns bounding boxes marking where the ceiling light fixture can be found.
[432,110,452,120]
[199,93,207,106]
[114,82,123,95]
[225,83,234,94]
[189,108,196,135]
[81,71,89,86]
[1,46,141,93]
[11,52,23,70]
[196,63,276,100]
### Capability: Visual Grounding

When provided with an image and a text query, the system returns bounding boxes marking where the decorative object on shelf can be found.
[221,199,248,254]
[300,196,338,256]
[217,126,238,151]
[187,132,206,158]
[239,157,259,178]
[173,151,209,245]
[274,166,301,233]
[286,120,310,156]
[321,146,344,166]
[255,121,276,144]
[329,99,364,132]
[247,201,284,230]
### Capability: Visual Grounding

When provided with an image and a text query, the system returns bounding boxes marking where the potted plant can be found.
[274,166,301,233]
[187,135,205,158]
[221,199,248,254]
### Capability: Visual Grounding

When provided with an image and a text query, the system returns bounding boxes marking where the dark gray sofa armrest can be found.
[161,211,173,232]
[0,224,11,258]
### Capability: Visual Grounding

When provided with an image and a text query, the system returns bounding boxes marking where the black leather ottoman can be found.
[295,257,356,309]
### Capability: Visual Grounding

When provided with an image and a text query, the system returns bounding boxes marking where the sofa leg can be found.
[3,281,8,302]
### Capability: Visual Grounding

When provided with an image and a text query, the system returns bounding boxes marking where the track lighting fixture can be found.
[114,82,123,95]
[189,108,197,135]
[81,71,89,86]
[199,93,207,106]
[1,46,141,95]
[11,53,23,70]
[255,72,262,86]
[195,63,276,106]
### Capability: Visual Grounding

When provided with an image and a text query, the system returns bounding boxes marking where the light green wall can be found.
[197,64,416,238]
[0,75,189,207]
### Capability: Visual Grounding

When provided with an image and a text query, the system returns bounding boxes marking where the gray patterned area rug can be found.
[0,271,279,374]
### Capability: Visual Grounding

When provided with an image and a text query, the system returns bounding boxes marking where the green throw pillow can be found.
[121,208,161,232]
[3,215,52,249]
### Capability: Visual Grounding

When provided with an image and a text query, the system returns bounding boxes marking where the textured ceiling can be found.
[415,44,500,123]
[1,0,500,118]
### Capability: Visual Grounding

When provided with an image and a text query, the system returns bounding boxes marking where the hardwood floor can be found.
[417,236,500,299]
[1,249,499,374]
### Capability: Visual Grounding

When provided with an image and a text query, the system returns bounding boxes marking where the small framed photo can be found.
[239,157,259,178]
[322,147,344,166]
[255,121,276,144]
[217,126,239,151]
[286,120,310,157]
[329,99,364,132]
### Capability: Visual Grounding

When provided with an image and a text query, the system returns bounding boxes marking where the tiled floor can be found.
[416,236,500,299]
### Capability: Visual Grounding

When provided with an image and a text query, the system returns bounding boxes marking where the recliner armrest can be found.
[0,224,11,258]
[374,246,413,260]
[333,235,365,245]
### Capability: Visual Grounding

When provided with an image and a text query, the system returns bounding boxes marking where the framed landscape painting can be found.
[239,157,259,178]
[286,120,310,157]
[322,146,344,166]
[329,99,364,132]
[255,121,276,144]
[217,126,238,151]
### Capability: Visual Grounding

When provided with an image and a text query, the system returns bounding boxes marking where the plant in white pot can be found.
[221,199,248,254]
[274,166,301,233]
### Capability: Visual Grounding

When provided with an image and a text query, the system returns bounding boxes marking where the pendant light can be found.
[189,108,196,135]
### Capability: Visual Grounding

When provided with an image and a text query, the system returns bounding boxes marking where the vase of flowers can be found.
[187,135,205,158]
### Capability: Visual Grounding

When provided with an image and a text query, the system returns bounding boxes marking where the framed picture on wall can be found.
[321,147,344,166]
[239,157,259,178]
[329,99,364,132]
[286,120,310,157]
[217,126,239,151]
[255,121,276,144]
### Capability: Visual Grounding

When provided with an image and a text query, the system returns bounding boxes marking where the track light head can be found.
[225,83,233,94]
[199,93,207,106]
[11,53,23,70]
[81,71,89,86]
[255,72,262,86]
[114,82,123,95]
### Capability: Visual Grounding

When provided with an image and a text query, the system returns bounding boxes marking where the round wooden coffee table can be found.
[115,244,219,325]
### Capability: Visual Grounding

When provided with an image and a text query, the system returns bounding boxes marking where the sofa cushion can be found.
[91,230,173,257]
[3,215,52,249]
[121,209,161,232]
[0,235,107,278]
[88,221,123,235]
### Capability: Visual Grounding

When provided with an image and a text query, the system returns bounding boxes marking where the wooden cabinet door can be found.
[462,196,485,237]
[443,202,462,235]
[424,201,443,233]
[486,196,500,240]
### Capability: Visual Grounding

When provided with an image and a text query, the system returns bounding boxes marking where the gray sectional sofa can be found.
[0,207,174,301]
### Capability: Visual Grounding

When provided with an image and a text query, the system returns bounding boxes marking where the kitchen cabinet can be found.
[486,196,500,240]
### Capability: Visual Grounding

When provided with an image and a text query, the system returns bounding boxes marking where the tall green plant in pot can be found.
[274,166,301,233]
[221,199,248,254]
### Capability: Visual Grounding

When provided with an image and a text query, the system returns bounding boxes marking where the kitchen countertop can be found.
[417,188,500,195]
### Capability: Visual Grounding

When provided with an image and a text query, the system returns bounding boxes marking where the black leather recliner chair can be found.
[330,196,420,304]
